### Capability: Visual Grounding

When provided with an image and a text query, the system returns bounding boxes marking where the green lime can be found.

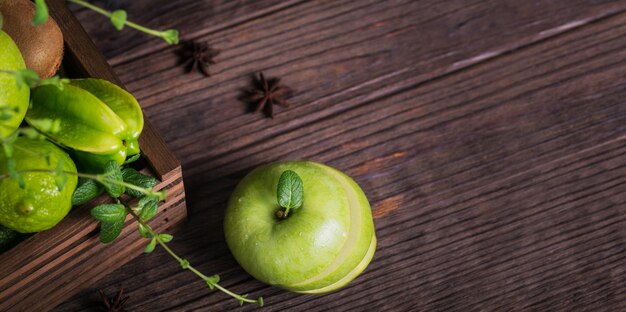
[0,138,78,233]
[0,30,30,139]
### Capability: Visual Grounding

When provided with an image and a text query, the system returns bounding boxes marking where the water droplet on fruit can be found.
[298,232,303,236]
[237,197,243,203]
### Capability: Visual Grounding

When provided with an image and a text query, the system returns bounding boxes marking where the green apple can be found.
[224,161,376,293]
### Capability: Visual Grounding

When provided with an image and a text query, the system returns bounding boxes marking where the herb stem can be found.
[66,0,178,44]
[0,169,163,199]
[125,208,261,306]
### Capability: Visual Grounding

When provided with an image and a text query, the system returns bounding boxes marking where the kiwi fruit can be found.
[0,0,64,78]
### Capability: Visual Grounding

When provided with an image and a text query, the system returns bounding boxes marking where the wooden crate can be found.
[0,1,187,311]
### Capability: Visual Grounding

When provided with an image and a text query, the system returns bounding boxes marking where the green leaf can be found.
[102,161,124,198]
[123,154,141,165]
[6,158,25,188]
[257,297,264,307]
[91,204,126,223]
[238,294,248,306]
[121,167,157,198]
[138,223,152,238]
[54,158,67,191]
[277,170,304,212]
[110,9,127,31]
[13,69,40,89]
[206,274,220,289]
[144,237,156,253]
[32,0,49,26]
[138,196,158,221]
[72,178,104,206]
[161,29,179,45]
[158,233,173,243]
[99,219,124,244]
[180,259,189,270]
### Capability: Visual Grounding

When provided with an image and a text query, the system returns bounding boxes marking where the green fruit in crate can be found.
[0,30,30,139]
[224,161,377,293]
[0,0,64,79]
[0,138,78,233]
[26,78,144,172]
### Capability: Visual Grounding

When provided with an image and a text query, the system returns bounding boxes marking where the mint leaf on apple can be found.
[277,170,303,217]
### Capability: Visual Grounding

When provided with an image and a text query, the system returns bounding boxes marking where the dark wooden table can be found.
[54,0,626,311]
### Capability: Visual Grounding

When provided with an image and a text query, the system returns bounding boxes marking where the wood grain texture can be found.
[0,1,187,311]
[55,0,626,311]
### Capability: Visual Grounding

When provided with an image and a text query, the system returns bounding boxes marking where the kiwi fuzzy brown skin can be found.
[0,0,64,79]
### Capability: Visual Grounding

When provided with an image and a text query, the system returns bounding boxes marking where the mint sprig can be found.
[65,0,179,45]
[277,170,304,217]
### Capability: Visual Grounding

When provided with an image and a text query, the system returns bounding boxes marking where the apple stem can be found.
[275,208,289,220]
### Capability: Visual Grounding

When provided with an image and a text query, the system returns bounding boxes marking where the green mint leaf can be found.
[257,297,264,307]
[6,158,25,188]
[110,9,127,31]
[138,223,151,238]
[54,158,67,191]
[72,178,104,206]
[14,69,40,89]
[158,233,173,243]
[99,219,124,244]
[277,170,304,211]
[32,0,49,25]
[180,259,190,270]
[206,274,220,289]
[238,294,248,306]
[102,161,124,198]
[161,29,179,45]
[144,237,156,253]
[138,196,158,221]
[123,154,141,165]
[121,167,157,198]
[91,204,126,223]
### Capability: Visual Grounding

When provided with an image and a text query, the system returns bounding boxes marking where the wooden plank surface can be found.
[54,0,626,311]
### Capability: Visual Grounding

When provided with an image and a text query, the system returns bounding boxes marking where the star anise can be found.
[243,72,291,119]
[179,40,220,76]
[98,288,129,312]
